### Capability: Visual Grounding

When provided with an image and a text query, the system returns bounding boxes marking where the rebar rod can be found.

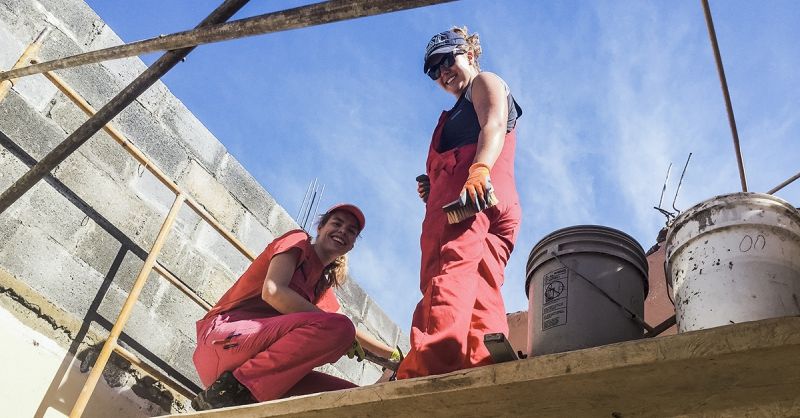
[310,183,325,226]
[0,0,456,82]
[0,27,52,102]
[0,0,250,215]
[672,153,692,213]
[701,0,748,192]
[296,180,314,224]
[767,170,800,195]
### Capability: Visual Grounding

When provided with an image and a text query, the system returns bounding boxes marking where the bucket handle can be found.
[551,251,654,334]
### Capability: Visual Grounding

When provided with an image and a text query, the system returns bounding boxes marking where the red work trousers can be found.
[397,113,521,379]
[193,310,357,401]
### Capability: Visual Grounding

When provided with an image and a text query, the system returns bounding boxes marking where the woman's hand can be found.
[346,340,366,361]
[416,174,430,203]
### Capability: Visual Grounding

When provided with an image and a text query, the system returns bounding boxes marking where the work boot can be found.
[191,371,257,411]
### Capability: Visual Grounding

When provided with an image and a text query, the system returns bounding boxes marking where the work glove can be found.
[416,174,430,203]
[388,346,404,382]
[389,347,403,363]
[346,340,365,362]
[461,162,492,211]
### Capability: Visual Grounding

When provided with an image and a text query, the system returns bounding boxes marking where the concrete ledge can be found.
[168,317,800,417]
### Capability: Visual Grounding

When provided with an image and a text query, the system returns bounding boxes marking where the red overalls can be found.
[193,230,357,401]
[397,111,522,379]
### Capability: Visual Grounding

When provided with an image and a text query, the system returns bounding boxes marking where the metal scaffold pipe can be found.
[701,0,748,192]
[0,0,456,82]
[767,170,800,195]
[0,0,251,215]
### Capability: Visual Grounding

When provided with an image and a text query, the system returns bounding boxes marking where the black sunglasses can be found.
[426,51,464,81]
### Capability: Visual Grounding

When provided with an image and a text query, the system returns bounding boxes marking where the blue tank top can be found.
[438,77,522,153]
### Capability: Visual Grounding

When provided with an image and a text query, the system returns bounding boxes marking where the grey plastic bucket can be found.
[665,192,800,332]
[525,225,648,356]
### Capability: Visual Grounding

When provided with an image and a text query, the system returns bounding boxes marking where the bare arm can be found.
[470,72,509,167]
[261,250,322,314]
[354,327,395,358]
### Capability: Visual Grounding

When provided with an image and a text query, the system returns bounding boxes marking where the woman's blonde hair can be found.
[452,26,482,71]
[313,211,351,299]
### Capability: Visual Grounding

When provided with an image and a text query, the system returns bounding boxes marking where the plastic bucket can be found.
[665,192,800,332]
[525,225,649,356]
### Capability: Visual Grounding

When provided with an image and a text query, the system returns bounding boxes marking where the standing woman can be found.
[192,204,397,410]
[397,27,523,379]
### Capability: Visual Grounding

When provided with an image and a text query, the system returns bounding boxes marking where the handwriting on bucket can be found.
[739,234,766,252]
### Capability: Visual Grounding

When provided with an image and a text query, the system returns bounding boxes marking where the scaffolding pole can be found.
[0,0,455,82]
[0,0,250,215]
[767,170,800,195]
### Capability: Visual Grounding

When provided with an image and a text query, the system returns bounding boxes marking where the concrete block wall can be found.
[0,0,406,414]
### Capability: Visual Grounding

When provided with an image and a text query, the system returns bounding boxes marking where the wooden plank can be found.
[168,317,800,417]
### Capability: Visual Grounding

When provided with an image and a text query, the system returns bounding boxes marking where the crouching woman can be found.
[192,204,395,410]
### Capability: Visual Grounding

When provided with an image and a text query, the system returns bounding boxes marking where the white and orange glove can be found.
[461,162,492,210]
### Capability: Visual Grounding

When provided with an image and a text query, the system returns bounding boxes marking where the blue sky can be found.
[84,0,800,331]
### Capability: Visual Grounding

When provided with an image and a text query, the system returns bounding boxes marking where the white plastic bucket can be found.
[666,193,800,332]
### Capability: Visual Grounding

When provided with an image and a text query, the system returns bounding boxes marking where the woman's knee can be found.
[318,313,356,346]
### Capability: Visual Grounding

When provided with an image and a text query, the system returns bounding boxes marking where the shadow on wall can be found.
[1,130,194,415]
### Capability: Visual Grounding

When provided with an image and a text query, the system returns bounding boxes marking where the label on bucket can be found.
[542,267,568,330]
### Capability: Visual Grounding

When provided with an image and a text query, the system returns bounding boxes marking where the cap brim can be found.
[423,46,458,73]
[326,203,366,232]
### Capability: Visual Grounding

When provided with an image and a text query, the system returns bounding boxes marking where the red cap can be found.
[324,203,366,232]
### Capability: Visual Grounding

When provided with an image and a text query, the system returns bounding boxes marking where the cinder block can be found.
[38,32,125,110]
[233,211,273,256]
[149,279,206,332]
[15,179,89,248]
[315,363,352,384]
[330,355,365,384]
[51,148,167,251]
[358,363,384,386]
[95,283,177,360]
[0,221,108,319]
[0,23,23,69]
[157,246,213,292]
[335,280,368,319]
[0,22,56,112]
[216,154,279,222]
[35,0,106,47]
[0,0,45,43]
[178,160,244,230]
[47,92,138,183]
[396,331,411,354]
[362,298,400,346]
[197,265,237,305]
[264,203,299,237]
[163,328,204,387]
[160,97,227,172]
[112,101,191,179]
[72,218,129,281]
[128,167,181,215]
[0,137,31,197]
[193,224,249,278]
[0,91,70,160]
